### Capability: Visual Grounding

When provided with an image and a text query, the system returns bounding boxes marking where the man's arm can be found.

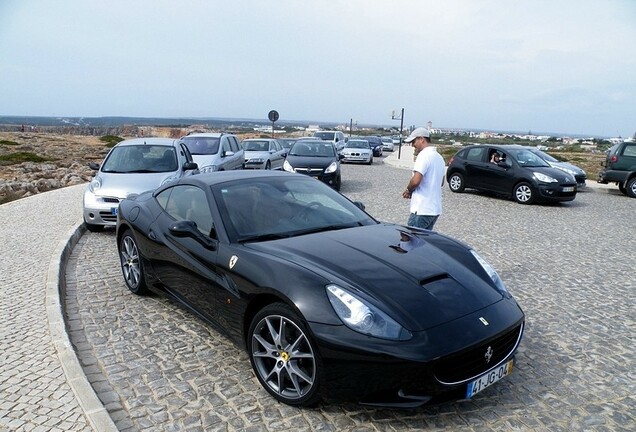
[402,171,423,198]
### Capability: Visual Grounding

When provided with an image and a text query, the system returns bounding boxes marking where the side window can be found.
[229,136,240,152]
[466,147,486,162]
[222,138,232,154]
[180,142,194,162]
[623,144,636,157]
[162,185,214,236]
[155,187,173,209]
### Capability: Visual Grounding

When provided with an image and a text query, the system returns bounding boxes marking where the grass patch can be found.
[100,135,124,148]
[0,140,20,146]
[0,152,52,164]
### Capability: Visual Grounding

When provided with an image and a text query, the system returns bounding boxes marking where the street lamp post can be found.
[392,108,405,159]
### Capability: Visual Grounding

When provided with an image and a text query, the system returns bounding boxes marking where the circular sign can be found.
[268,110,279,122]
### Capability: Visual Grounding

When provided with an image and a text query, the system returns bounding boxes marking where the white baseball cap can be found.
[404,127,431,143]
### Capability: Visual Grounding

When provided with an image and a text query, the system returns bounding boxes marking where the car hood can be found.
[286,155,335,169]
[92,172,176,199]
[191,154,222,168]
[245,151,271,158]
[246,224,504,331]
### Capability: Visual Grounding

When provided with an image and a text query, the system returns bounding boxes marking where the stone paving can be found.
[63,150,635,431]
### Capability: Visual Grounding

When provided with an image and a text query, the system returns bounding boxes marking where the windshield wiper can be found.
[237,233,291,243]
[289,222,361,237]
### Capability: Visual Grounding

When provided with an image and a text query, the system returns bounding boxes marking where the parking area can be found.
[65,158,635,431]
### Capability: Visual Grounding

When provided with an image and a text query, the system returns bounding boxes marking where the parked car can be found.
[381,136,395,152]
[313,130,347,151]
[83,137,198,232]
[340,139,374,164]
[283,139,343,190]
[597,141,636,197]
[525,147,587,189]
[446,144,577,204]
[179,132,244,172]
[363,136,384,156]
[278,138,298,151]
[116,170,524,407]
[241,138,286,170]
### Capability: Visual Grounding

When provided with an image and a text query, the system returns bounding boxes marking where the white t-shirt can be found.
[410,146,445,216]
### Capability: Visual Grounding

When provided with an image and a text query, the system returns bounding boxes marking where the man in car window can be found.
[402,127,445,230]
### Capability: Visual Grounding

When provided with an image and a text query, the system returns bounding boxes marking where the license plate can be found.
[111,207,118,215]
[465,359,513,398]
[562,186,575,192]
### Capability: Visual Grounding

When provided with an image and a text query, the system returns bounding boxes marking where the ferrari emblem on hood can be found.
[229,255,238,269]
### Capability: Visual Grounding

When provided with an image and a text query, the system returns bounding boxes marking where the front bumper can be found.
[291,168,340,188]
[342,154,372,163]
[537,183,577,202]
[83,192,121,226]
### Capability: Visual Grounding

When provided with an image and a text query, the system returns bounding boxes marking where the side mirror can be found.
[183,161,198,171]
[221,150,235,158]
[169,220,217,250]
[89,162,100,170]
[338,154,345,160]
[353,201,366,211]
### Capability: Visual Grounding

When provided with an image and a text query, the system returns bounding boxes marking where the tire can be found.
[618,182,627,195]
[84,221,104,232]
[368,156,373,165]
[265,160,271,170]
[248,303,322,407]
[448,172,465,193]
[514,182,535,204]
[334,175,342,191]
[119,229,148,295]
[626,177,636,198]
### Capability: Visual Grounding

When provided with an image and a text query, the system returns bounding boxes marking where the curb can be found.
[46,221,118,432]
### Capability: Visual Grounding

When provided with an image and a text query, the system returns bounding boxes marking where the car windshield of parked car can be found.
[289,142,336,157]
[314,132,335,141]
[533,150,559,163]
[101,145,178,173]
[243,140,270,152]
[346,140,370,149]
[213,176,376,242]
[181,137,220,155]
[279,139,296,149]
[508,149,550,167]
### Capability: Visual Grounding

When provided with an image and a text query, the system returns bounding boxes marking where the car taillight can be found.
[610,155,618,163]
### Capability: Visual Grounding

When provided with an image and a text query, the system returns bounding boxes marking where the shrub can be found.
[99,135,124,148]
[0,152,52,164]
[0,140,19,146]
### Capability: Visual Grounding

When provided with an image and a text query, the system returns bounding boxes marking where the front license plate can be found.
[465,359,513,398]
[562,186,575,192]
[111,207,118,215]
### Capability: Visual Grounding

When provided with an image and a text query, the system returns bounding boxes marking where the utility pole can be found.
[392,108,405,159]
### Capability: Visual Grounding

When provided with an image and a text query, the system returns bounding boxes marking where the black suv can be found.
[446,144,578,204]
[597,141,636,198]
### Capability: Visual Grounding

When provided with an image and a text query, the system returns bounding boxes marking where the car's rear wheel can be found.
[248,303,322,407]
[514,182,535,204]
[119,229,148,295]
[618,182,627,195]
[448,172,465,193]
[626,177,636,198]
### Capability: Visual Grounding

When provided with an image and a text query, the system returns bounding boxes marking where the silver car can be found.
[179,133,244,173]
[242,138,286,170]
[83,138,198,231]
[341,139,373,164]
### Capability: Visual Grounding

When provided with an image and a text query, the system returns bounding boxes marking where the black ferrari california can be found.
[116,170,524,407]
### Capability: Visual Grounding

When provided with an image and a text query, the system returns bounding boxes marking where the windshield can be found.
[101,145,178,173]
[289,141,336,157]
[243,140,270,151]
[346,140,370,149]
[533,149,558,163]
[214,176,376,242]
[181,137,220,155]
[508,149,550,168]
[314,132,335,141]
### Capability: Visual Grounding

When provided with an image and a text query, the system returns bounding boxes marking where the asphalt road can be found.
[64,156,635,431]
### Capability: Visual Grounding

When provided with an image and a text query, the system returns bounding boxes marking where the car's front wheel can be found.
[448,172,465,193]
[119,229,148,295]
[626,177,636,198]
[248,303,322,407]
[514,182,535,204]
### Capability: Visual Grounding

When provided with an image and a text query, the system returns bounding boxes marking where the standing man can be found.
[401,127,445,230]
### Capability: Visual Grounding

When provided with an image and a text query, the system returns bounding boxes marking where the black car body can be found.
[597,141,636,197]
[283,139,342,190]
[116,170,524,407]
[447,144,578,204]
[525,147,587,189]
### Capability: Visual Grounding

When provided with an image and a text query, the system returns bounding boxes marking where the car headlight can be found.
[533,172,558,183]
[325,161,338,174]
[470,250,509,296]
[199,165,219,173]
[283,160,294,172]
[326,285,412,340]
[88,177,102,193]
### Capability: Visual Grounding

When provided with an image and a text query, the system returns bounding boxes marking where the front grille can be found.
[433,322,523,384]
[102,197,120,204]
[99,211,117,223]
[294,168,324,175]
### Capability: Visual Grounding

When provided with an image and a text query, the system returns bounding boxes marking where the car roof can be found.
[181,133,227,138]
[115,138,177,147]
[464,144,528,150]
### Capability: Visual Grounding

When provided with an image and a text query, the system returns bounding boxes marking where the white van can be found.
[313,130,347,151]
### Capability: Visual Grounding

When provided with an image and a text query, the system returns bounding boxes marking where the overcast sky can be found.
[1,0,635,137]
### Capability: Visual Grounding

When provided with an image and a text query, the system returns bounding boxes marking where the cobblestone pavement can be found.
[65,154,635,431]
[0,185,94,432]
